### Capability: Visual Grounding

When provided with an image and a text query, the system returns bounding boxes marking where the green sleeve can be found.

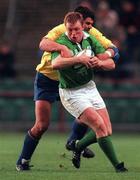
[51,36,65,60]
[51,34,74,60]
[89,35,106,54]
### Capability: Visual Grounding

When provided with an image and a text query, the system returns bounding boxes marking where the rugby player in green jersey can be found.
[51,11,127,172]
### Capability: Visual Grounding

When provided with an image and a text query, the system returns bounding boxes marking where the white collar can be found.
[83,31,90,39]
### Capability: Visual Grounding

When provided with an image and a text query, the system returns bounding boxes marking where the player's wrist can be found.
[105,49,115,58]
[97,60,104,68]
[74,56,81,64]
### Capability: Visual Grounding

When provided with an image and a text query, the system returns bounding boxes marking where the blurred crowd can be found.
[77,0,140,80]
[0,40,17,79]
[0,0,140,81]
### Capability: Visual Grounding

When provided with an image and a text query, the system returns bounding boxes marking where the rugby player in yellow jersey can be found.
[16,6,120,171]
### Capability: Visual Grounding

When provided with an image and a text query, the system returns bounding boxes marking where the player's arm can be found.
[39,24,71,57]
[51,51,93,70]
[39,38,71,57]
[89,35,115,70]
[97,46,120,63]
[90,56,115,70]
[89,27,120,62]
[89,27,113,48]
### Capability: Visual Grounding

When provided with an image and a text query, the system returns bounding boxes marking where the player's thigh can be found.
[96,108,112,134]
[59,88,92,118]
[35,100,52,123]
[34,72,59,102]
[79,107,106,132]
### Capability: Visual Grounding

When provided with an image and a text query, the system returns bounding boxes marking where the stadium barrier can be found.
[0,90,140,132]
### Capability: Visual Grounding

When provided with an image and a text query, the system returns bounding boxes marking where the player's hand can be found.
[60,45,72,58]
[78,53,95,68]
[89,56,103,68]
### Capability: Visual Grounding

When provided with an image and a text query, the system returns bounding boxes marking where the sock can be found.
[76,130,97,151]
[97,136,120,167]
[16,131,39,165]
[67,120,88,143]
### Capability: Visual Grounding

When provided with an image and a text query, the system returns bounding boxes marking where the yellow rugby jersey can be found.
[36,51,58,81]
[46,24,66,42]
[37,23,113,80]
[46,23,112,49]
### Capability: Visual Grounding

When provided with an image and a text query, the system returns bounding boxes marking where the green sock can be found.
[97,136,119,167]
[76,130,97,151]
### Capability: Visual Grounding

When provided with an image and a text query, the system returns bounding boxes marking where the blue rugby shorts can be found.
[34,72,60,102]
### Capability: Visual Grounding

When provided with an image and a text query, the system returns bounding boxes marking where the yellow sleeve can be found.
[45,24,66,41]
[89,27,113,49]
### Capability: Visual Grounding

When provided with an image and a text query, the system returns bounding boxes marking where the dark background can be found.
[0,0,140,132]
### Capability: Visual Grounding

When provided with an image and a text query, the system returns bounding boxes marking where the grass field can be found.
[0,132,140,180]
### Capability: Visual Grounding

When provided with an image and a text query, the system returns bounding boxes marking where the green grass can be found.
[0,133,140,180]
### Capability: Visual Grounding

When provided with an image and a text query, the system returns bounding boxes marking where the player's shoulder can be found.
[89,27,103,37]
[56,33,68,42]
[45,23,66,40]
[53,23,65,31]
[88,33,99,43]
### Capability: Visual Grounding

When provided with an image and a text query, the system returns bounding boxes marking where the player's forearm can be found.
[39,38,72,57]
[109,46,120,63]
[97,47,120,63]
[52,55,80,70]
[39,38,65,52]
[98,58,115,70]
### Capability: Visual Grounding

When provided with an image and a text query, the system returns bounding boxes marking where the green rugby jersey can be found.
[51,32,105,89]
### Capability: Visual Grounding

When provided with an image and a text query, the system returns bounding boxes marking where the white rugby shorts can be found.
[59,80,106,118]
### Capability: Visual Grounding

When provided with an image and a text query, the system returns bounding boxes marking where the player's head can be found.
[74,6,95,31]
[64,12,84,43]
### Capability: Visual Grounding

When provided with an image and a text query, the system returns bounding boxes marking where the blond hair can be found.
[64,12,83,26]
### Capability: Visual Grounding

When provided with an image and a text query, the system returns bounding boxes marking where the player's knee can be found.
[108,127,112,136]
[96,129,108,138]
[38,121,49,132]
[32,121,49,137]
[94,121,108,138]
